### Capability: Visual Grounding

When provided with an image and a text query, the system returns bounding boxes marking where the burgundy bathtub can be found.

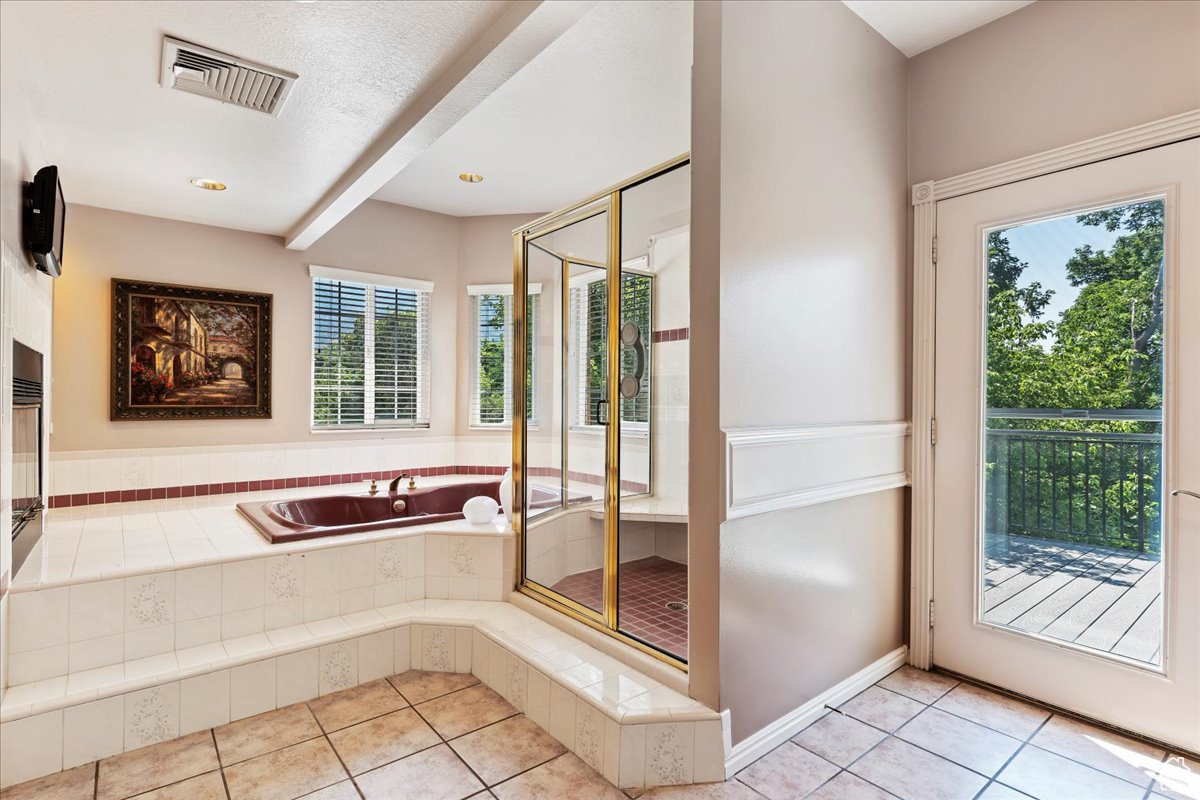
[238,480,566,544]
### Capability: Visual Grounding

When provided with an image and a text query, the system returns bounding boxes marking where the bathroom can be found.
[1,1,1198,800]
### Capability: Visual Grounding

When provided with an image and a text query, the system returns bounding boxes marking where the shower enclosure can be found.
[513,156,691,666]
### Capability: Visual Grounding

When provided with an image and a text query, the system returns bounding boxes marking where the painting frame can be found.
[111,278,272,420]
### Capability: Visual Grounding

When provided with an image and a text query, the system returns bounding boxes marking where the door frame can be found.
[909,109,1200,669]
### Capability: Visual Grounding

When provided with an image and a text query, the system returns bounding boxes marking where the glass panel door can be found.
[521,205,610,618]
[982,199,1165,666]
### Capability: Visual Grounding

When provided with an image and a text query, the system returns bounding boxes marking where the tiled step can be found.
[0,600,725,790]
[6,517,514,685]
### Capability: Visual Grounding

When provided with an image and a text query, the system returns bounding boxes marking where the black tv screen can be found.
[25,165,65,277]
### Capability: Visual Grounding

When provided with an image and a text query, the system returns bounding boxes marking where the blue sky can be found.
[997,212,1122,333]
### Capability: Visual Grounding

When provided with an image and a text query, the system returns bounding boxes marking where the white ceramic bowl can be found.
[462,495,500,524]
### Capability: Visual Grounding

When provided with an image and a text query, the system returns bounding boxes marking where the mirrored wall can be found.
[514,157,690,665]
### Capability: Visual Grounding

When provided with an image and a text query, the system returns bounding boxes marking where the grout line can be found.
[969,714,1054,800]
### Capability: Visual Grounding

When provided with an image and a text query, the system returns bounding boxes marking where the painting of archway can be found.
[112,279,272,420]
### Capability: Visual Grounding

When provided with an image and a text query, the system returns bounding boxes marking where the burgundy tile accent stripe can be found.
[47,465,509,509]
[651,327,689,343]
[551,556,688,659]
[526,466,649,494]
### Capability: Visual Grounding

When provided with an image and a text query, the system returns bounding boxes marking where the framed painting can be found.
[111,279,272,420]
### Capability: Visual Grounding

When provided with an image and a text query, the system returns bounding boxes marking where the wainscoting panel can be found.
[724,422,911,520]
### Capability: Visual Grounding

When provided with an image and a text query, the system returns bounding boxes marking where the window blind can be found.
[469,286,538,426]
[570,272,652,427]
[312,276,431,429]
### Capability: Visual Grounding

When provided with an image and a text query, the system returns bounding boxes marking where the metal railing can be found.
[984,410,1162,554]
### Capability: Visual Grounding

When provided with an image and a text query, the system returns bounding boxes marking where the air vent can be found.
[160,36,297,116]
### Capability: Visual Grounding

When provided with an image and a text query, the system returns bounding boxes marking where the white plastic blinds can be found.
[469,285,538,426]
[312,276,431,428]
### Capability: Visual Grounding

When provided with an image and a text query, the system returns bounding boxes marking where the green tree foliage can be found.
[985,199,1165,553]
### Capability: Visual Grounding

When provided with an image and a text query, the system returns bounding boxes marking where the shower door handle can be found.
[594,399,608,425]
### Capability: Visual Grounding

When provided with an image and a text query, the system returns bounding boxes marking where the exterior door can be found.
[932,139,1199,750]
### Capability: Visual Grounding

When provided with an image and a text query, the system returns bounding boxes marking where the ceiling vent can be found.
[160,36,298,117]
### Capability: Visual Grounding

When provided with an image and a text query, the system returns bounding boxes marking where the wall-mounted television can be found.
[24,165,65,277]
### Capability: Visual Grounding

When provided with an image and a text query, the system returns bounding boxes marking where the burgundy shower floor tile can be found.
[550,556,688,660]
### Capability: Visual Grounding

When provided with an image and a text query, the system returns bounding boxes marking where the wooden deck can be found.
[983,534,1161,665]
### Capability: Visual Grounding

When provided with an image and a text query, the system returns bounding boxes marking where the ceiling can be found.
[371,1,692,218]
[842,0,1034,57]
[0,0,513,235]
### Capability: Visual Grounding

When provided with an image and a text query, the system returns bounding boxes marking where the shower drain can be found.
[665,601,688,612]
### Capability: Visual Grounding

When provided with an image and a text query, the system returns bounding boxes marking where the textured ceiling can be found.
[842,0,1034,57]
[0,0,512,234]
[371,0,693,218]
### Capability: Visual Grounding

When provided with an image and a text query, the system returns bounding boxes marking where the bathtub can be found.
[238,479,570,544]
[238,480,505,544]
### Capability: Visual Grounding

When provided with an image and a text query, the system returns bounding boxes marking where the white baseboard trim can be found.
[723,645,908,776]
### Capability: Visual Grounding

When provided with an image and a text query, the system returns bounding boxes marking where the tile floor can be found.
[551,556,689,659]
[3,666,1196,800]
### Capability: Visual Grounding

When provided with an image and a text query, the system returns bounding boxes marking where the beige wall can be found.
[52,200,465,451]
[908,0,1200,183]
[700,0,909,744]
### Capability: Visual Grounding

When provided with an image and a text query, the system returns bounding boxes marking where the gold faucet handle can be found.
[408,475,417,490]
[366,479,379,495]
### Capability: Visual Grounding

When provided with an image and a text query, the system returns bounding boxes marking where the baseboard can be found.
[723,645,908,776]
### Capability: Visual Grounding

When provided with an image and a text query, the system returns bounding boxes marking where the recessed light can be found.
[459,173,483,183]
[190,177,227,191]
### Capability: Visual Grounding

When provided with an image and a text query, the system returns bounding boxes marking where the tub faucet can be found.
[388,472,417,493]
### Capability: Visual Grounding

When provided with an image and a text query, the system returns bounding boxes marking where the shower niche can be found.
[513,156,690,665]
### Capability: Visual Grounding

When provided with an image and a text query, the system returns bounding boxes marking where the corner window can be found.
[571,271,652,429]
[311,265,432,430]
[469,284,538,427]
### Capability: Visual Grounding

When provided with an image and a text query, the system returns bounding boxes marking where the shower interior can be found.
[516,159,690,663]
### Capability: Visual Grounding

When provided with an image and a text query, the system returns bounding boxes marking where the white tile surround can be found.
[1,476,721,790]
[47,435,512,503]
[0,600,723,790]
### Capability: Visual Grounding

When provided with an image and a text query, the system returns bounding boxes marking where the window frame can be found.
[468,283,541,429]
[309,264,433,432]
[568,259,653,436]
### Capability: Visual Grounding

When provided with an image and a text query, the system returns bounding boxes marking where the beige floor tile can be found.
[308,679,409,733]
[356,744,484,800]
[633,780,765,799]
[1149,753,1200,800]
[975,783,1032,799]
[1,762,96,800]
[932,684,1048,740]
[388,671,480,705]
[735,742,839,800]
[997,745,1144,800]
[223,737,347,800]
[1030,715,1165,787]
[97,731,220,800]
[214,703,323,765]
[849,737,987,800]
[804,771,899,800]
[449,715,566,786]
[838,687,925,733]
[877,667,958,704]
[328,708,441,776]
[129,770,227,799]
[416,684,517,740]
[296,780,362,800]
[792,711,887,767]
[491,753,625,800]
[896,707,1022,776]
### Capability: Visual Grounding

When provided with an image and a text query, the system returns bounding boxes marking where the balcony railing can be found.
[984,409,1162,555]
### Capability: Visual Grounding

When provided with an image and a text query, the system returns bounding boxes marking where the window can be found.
[310,265,432,429]
[469,284,539,427]
[571,271,652,428]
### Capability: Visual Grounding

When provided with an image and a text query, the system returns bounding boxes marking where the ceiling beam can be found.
[285,0,595,250]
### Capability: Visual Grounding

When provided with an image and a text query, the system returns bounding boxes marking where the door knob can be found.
[1171,489,1200,500]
